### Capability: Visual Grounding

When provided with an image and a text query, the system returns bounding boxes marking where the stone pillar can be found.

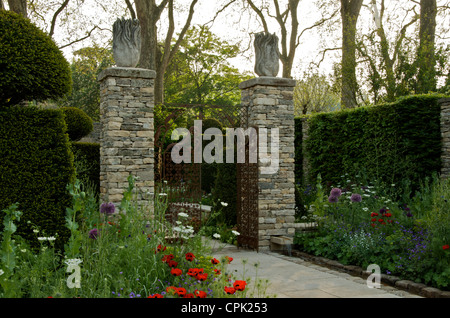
[440,98,450,178]
[98,67,155,212]
[239,77,296,251]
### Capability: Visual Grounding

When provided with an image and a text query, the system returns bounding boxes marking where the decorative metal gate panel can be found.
[236,126,259,251]
[154,103,258,248]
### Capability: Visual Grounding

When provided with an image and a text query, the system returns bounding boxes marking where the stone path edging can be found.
[280,249,450,298]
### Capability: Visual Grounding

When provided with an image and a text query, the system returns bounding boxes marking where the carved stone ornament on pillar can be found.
[254,32,280,77]
[112,18,141,68]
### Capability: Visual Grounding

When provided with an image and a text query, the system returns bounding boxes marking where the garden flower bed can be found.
[0,176,267,298]
[293,173,450,293]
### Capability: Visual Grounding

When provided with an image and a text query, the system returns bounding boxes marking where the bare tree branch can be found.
[297,8,339,46]
[205,0,237,26]
[49,0,70,38]
[314,47,341,68]
[246,0,269,33]
[125,0,136,19]
[58,25,99,50]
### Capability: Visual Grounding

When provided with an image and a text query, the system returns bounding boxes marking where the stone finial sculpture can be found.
[112,18,141,68]
[254,32,280,77]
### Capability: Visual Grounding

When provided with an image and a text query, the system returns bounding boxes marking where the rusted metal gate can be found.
[236,128,259,251]
[154,103,258,249]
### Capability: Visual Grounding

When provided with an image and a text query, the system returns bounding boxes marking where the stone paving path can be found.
[211,242,423,298]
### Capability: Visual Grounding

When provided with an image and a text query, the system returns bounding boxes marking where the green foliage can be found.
[62,107,94,141]
[293,72,340,116]
[0,11,71,107]
[0,106,76,251]
[57,46,114,121]
[303,94,446,194]
[70,142,100,195]
[212,163,237,227]
[201,118,224,194]
[164,25,251,105]
[0,203,22,297]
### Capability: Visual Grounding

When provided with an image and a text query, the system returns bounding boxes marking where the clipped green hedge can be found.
[62,107,94,142]
[0,106,76,250]
[0,11,71,107]
[71,142,100,194]
[301,94,447,193]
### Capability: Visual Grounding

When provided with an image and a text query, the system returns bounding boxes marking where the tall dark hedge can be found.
[303,94,446,192]
[71,142,100,194]
[212,162,237,226]
[0,11,71,107]
[0,107,76,250]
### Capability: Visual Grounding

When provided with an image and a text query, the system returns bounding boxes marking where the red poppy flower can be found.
[167,260,178,268]
[185,253,195,262]
[195,290,207,298]
[226,256,233,264]
[371,218,377,222]
[171,268,182,276]
[196,273,208,281]
[385,213,392,217]
[184,293,195,298]
[187,268,199,277]
[378,219,384,223]
[148,294,164,298]
[233,280,247,291]
[371,212,379,217]
[214,269,221,275]
[224,286,236,295]
[155,244,166,253]
[161,254,173,262]
[161,254,174,263]
[176,287,187,297]
[211,258,220,265]
[443,244,450,250]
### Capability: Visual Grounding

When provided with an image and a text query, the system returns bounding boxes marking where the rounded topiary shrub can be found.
[62,107,94,141]
[0,11,71,107]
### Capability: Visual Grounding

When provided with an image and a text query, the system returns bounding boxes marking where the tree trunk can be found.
[134,0,197,104]
[135,0,162,71]
[340,0,363,109]
[7,0,27,18]
[417,0,437,93]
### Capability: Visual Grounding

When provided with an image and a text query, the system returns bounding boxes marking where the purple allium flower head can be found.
[350,193,362,202]
[330,188,342,197]
[89,228,98,239]
[100,202,115,215]
[328,195,339,203]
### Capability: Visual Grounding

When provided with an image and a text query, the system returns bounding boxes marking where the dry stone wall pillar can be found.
[240,77,296,251]
[98,67,155,212]
[440,98,450,178]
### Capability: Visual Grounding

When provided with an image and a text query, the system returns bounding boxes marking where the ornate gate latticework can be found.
[236,126,259,251]
[154,103,259,249]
